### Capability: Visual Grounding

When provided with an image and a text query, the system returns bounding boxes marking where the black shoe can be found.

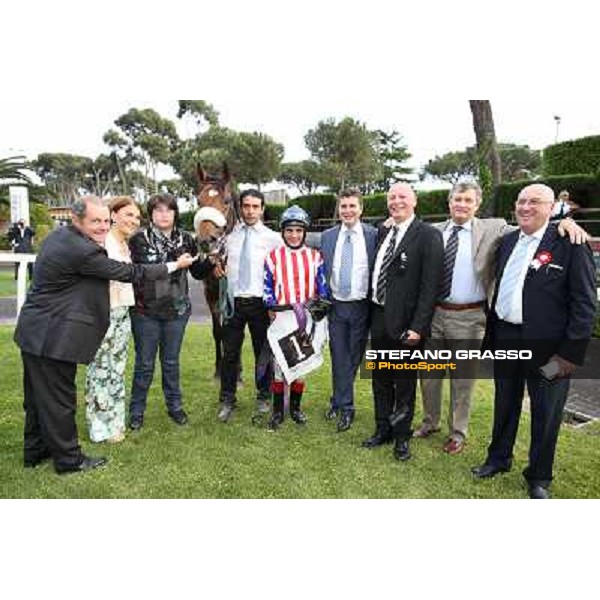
[324,407,339,421]
[336,411,354,433]
[168,409,188,426]
[393,439,412,461]
[55,455,107,475]
[24,450,52,469]
[528,484,551,499]
[267,412,284,432]
[290,410,308,425]
[129,414,144,431]
[471,463,511,479]
[361,430,393,448]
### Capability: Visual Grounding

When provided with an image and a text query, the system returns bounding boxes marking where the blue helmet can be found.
[280,205,310,231]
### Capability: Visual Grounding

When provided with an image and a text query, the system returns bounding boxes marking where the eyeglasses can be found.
[515,198,553,207]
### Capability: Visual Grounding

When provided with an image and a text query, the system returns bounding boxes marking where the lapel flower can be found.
[530,250,552,271]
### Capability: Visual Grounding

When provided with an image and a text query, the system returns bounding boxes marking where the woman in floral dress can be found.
[85,196,141,443]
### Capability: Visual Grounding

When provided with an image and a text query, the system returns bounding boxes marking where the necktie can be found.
[238,226,251,291]
[495,235,533,318]
[338,231,354,298]
[375,226,398,305]
[438,225,463,300]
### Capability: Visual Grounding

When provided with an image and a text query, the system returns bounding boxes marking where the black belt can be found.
[234,296,262,305]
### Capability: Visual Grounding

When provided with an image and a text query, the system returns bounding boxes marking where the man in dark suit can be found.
[321,189,378,432]
[472,184,597,499]
[363,183,444,461]
[14,196,200,474]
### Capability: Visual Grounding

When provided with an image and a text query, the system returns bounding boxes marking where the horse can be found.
[194,163,242,381]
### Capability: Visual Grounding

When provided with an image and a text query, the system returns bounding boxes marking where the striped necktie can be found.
[375,226,398,305]
[438,224,462,300]
[338,231,354,298]
[495,234,534,319]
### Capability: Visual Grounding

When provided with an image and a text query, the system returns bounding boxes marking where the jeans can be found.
[130,311,189,417]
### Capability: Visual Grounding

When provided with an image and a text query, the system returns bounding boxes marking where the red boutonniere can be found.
[530,250,553,271]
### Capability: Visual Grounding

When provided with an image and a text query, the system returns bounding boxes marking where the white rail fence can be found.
[0,252,36,317]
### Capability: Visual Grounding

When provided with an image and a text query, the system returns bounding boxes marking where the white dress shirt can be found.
[227,221,281,297]
[371,214,415,305]
[495,221,549,324]
[331,222,369,301]
[443,219,486,304]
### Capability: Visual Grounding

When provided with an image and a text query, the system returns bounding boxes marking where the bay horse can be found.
[194,163,242,381]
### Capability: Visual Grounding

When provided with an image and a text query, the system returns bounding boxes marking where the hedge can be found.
[492,174,600,219]
[543,135,600,176]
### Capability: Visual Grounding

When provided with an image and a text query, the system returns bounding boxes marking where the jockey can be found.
[263,205,330,431]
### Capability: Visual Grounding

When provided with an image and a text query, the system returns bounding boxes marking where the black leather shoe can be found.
[324,407,339,421]
[56,455,107,475]
[471,463,510,479]
[336,411,354,433]
[528,485,551,499]
[393,439,411,461]
[129,414,144,431]
[361,430,393,448]
[168,409,188,426]
[24,451,52,469]
[290,410,308,425]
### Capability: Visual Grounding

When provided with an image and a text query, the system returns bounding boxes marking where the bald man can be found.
[472,184,596,498]
[363,183,444,461]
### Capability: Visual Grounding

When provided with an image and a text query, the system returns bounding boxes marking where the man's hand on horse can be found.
[175,253,199,270]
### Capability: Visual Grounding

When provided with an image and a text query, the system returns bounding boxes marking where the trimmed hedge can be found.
[492,174,600,219]
[294,194,337,221]
[543,135,600,176]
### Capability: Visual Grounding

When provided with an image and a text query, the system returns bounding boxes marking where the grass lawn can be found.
[1,323,598,499]
[0,268,17,298]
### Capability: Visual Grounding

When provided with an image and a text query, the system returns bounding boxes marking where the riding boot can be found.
[290,391,307,425]
[267,392,285,431]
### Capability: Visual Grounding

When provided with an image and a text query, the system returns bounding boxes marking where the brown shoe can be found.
[413,425,440,439]
[443,437,465,455]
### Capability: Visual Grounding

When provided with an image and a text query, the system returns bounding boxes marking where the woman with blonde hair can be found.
[85,196,141,443]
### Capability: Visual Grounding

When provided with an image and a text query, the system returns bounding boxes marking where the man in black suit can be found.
[8,219,35,279]
[362,183,444,461]
[14,196,200,474]
[472,184,597,498]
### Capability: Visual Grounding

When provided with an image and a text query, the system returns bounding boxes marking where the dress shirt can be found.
[442,219,486,304]
[371,214,415,305]
[495,221,549,324]
[331,221,369,301]
[227,221,281,297]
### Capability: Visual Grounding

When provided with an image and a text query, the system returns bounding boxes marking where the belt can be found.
[234,296,262,304]
[436,301,485,311]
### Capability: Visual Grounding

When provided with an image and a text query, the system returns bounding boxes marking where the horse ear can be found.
[222,162,231,183]
[196,163,208,184]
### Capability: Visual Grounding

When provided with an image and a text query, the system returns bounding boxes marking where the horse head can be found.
[194,163,238,262]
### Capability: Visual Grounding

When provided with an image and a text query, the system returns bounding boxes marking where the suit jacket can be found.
[486,222,597,365]
[14,225,168,365]
[376,219,444,339]
[321,222,378,292]
[433,217,512,302]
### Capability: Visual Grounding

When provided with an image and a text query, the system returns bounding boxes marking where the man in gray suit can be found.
[321,189,378,432]
[415,181,588,455]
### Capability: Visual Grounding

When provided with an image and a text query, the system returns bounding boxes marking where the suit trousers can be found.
[370,305,417,441]
[328,299,370,413]
[220,297,271,404]
[486,320,570,484]
[22,351,83,468]
[419,305,486,439]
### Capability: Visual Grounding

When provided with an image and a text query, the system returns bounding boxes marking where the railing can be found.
[0,253,36,317]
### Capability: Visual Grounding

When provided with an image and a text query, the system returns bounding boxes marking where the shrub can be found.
[543,136,600,176]
[263,203,286,224]
[294,194,337,221]
[492,174,600,219]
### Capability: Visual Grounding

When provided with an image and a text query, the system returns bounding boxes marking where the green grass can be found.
[0,269,17,298]
[1,324,599,498]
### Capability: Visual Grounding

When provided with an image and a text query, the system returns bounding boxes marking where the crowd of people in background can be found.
[12,181,597,498]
